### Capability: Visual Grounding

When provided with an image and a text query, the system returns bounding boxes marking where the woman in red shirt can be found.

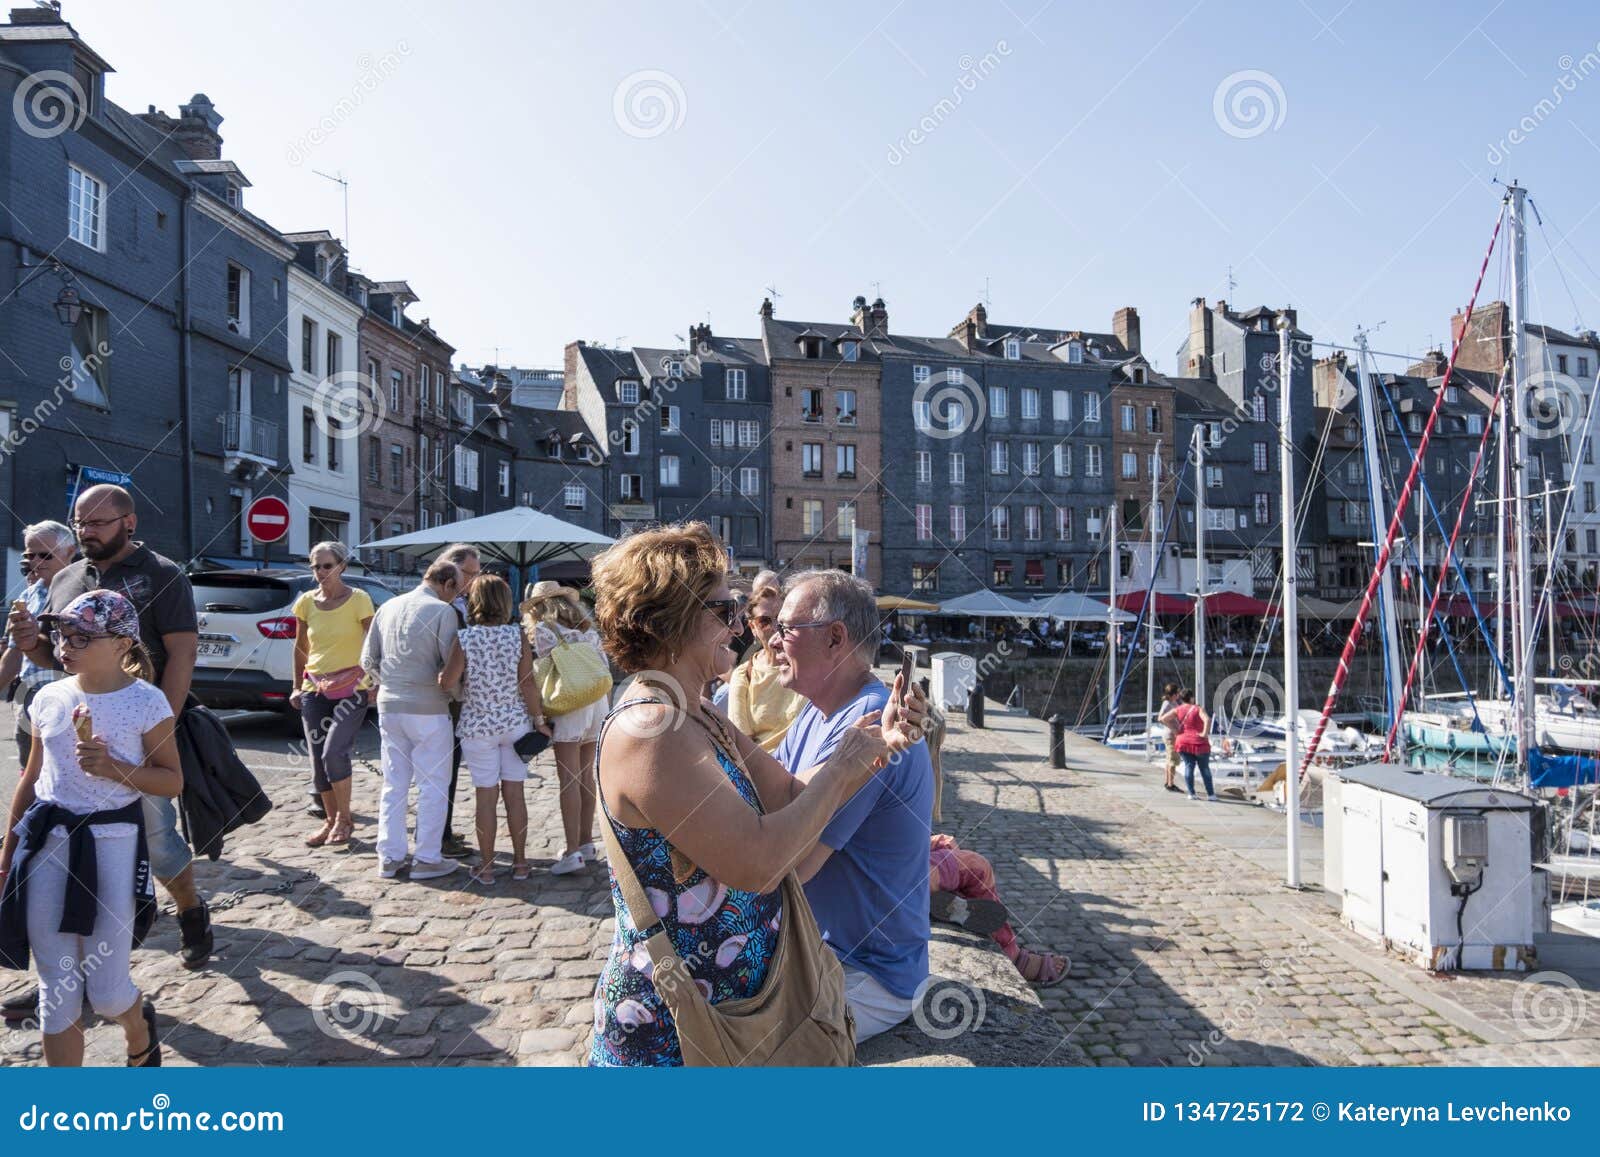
[1159,689,1217,801]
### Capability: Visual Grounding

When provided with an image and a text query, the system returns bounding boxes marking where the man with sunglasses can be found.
[6,484,212,983]
[771,570,933,1043]
[0,521,76,765]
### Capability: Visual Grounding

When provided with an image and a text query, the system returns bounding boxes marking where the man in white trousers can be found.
[360,558,462,880]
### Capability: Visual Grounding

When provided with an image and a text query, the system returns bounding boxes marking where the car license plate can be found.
[198,641,234,659]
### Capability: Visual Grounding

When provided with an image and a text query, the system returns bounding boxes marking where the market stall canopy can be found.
[936,589,1042,618]
[1115,591,1194,615]
[357,506,614,568]
[1030,591,1134,622]
[1198,591,1280,617]
[877,594,941,612]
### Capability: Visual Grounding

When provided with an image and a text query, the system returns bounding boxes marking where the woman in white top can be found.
[440,576,550,884]
[0,590,181,1067]
[522,582,608,876]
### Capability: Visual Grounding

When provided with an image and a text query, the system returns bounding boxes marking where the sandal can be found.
[468,864,496,886]
[127,1001,161,1067]
[304,821,333,848]
[326,820,354,847]
[511,861,531,881]
[1013,947,1069,988]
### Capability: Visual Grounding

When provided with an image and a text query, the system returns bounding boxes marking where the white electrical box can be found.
[929,652,977,712]
[1336,763,1539,972]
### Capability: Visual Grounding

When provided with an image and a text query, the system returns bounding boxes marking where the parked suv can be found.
[189,569,397,713]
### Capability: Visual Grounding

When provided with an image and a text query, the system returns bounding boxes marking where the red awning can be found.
[1201,591,1280,617]
[1116,591,1194,615]
[1024,559,1045,579]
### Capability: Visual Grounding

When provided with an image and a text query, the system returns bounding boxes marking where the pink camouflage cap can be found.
[53,589,141,640]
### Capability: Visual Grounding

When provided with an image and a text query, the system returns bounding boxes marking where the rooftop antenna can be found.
[1225,265,1237,297]
[980,276,992,308]
[312,169,350,254]
[764,283,782,302]
[870,280,882,300]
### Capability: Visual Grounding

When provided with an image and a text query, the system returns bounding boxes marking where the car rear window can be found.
[191,575,310,615]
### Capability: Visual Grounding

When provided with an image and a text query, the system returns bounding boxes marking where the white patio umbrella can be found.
[936,589,1042,618]
[1031,591,1135,622]
[358,506,614,572]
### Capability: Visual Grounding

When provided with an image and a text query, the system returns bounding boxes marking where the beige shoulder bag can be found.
[596,704,856,1067]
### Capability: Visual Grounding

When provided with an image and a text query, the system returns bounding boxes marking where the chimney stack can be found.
[759,297,774,319]
[1187,298,1215,379]
[1112,306,1140,355]
[850,295,870,332]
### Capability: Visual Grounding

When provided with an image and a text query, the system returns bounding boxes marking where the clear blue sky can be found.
[59,0,1600,371]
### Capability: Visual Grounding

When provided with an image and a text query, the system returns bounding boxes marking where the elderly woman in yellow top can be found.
[725,571,804,753]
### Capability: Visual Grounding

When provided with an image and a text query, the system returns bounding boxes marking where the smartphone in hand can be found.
[899,649,915,692]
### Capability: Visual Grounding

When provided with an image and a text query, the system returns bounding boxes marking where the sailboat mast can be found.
[1509,182,1536,772]
[1194,427,1207,703]
[1145,443,1161,759]
[1278,316,1302,887]
[1108,505,1118,729]
[1354,331,1406,740]
[1497,387,1509,697]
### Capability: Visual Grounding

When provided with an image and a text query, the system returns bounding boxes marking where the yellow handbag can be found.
[535,639,613,716]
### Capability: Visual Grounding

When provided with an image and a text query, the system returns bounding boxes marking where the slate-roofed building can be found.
[0,5,293,566]
[1172,299,1318,596]
[878,301,1119,598]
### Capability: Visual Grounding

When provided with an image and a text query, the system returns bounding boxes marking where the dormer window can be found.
[668,360,683,379]
[1066,342,1083,364]
[618,379,640,405]
[1004,339,1021,360]
[315,253,329,281]
[71,59,100,121]
[1258,317,1272,332]
[390,304,401,328]
[548,435,561,459]
[1130,365,1147,384]
[1445,385,1460,403]
[840,340,859,362]
[225,183,241,208]
[799,336,822,359]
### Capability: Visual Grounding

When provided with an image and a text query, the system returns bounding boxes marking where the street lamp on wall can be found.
[53,285,83,327]
[14,249,83,326]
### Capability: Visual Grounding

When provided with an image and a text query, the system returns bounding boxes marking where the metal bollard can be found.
[967,681,985,729]
[1049,713,1066,769]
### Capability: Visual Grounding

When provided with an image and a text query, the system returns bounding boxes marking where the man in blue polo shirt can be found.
[773,570,933,1041]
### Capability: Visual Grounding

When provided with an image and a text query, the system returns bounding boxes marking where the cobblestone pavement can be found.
[1,699,1596,1066]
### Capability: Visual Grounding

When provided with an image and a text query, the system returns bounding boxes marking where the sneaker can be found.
[577,842,598,862]
[549,851,584,876]
[1207,794,1220,802]
[378,857,408,879]
[410,858,459,881]
[439,833,474,860]
[176,902,213,971]
[1186,793,1198,801]
[1,986,39,1023]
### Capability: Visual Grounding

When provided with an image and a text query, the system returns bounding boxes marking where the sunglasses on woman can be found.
[703,598,746,630]
[751,614,774,629]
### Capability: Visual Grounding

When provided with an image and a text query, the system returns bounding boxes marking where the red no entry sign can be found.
[246,495,290,544]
